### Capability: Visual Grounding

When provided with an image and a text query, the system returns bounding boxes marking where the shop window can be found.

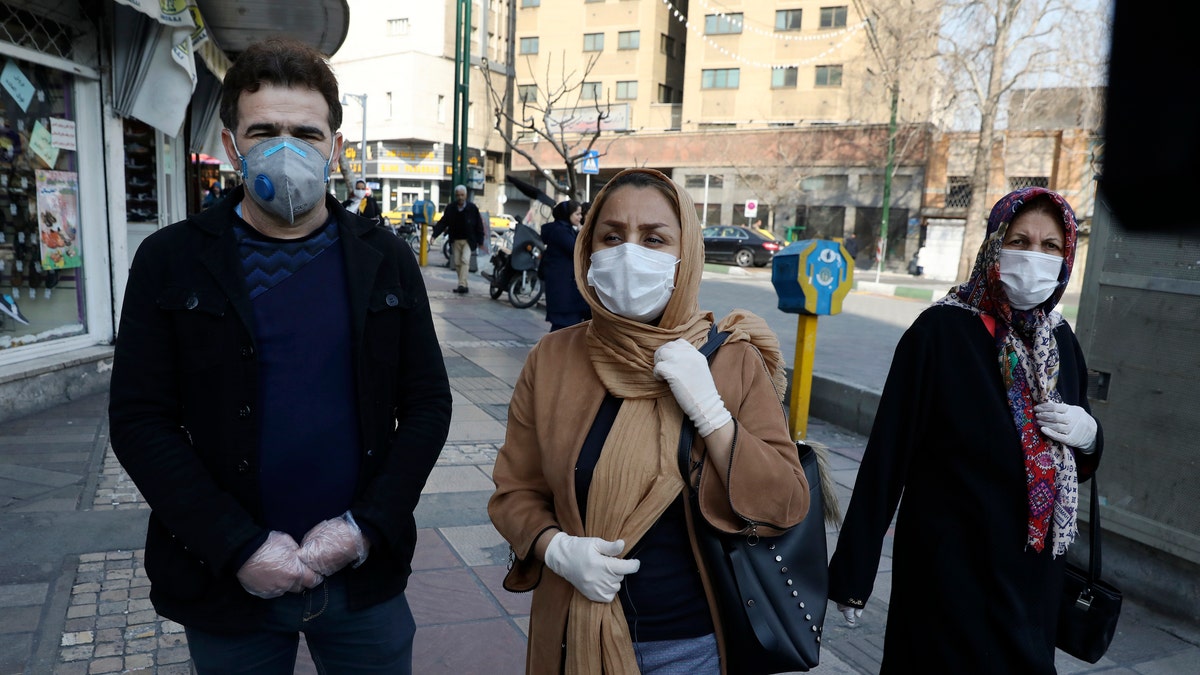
[0,57,86,349]
[123,119,158,223]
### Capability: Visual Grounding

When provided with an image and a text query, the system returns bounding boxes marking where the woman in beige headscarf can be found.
[489,168,809,674]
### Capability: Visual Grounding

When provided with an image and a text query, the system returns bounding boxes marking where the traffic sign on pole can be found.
[745,199,758,218]
[581,150,600,175]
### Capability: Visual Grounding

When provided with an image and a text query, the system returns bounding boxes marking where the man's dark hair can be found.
[219,37,342,134]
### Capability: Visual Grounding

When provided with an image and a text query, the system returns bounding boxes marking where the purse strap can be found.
[1084,474,1102,583]
[675,324,731,484]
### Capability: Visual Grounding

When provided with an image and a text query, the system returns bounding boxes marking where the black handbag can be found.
[676,327,833,674]
[1057,474,1122,663]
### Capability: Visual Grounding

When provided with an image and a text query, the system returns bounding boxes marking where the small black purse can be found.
[676,327,836,674]
[1057,474,1122,663]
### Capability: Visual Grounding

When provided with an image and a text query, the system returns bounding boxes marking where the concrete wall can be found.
[0,347,113,424]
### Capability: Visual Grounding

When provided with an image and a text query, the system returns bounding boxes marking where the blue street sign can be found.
[581,150,599,175]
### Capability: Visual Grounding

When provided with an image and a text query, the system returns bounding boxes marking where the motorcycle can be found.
[481,222,544,309]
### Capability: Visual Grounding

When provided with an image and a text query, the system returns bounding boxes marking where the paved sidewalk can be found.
[1,258,1197,674]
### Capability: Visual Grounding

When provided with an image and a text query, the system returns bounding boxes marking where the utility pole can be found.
[451,0,472,190]
[875,81,898,283]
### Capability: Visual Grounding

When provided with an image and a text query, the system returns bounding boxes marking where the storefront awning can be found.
[111,0,348,138]
[195,0,350,60]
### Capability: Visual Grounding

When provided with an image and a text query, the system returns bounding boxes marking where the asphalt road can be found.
[698,266,930,392]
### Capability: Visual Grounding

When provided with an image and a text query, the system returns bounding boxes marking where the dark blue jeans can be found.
[184,575,415,674]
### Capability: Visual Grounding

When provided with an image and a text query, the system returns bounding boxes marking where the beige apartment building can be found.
[507,0,945,268]
[330,0,515,220]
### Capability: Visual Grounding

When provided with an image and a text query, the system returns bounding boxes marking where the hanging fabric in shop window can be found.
[111,1,212,137]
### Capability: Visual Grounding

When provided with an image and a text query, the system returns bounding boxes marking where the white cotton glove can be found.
[543,532,641,603]
[298,511,370,575]
[837,603,863,627]
[653,339,733,437]
[1034,402,1098,452]
[236,531,324,599]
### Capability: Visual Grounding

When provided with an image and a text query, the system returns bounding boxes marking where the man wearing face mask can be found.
[828,187,1102,673]
[342,178,382,222]
[108,37,452,673]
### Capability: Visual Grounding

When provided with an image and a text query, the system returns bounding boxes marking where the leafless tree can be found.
[482,52,620,201]
[938,0,1110,280]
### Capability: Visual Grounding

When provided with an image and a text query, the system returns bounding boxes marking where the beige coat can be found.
[489,323,809,674]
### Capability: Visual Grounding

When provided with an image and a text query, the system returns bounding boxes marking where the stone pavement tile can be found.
[412,529,461,571]
[0,464,80,487]
[407,568,503,624]
[447,403,495,422]
[0,632,33,674]
[412,620,526,675]
[473,564,531,617]
[445,419,506,443]
[423,466,494,494]
[0,581,48,607]
[439,523,509,567]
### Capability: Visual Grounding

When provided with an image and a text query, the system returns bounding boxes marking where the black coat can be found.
[439,201,484,247]
[108,186,452,631]
[539,219,589,327]
[827,305,1102,674]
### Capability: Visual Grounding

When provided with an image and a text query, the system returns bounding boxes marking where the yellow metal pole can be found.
[789,314,819,440]
[419,223,429,266]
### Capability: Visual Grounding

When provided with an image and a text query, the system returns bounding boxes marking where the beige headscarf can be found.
[565,168,786,673]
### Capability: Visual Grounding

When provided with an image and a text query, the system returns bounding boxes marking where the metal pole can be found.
[359,96,367,184]
[451,0,464,188]
[459,0,472,189]
[702,174,710,226]
[875,81,899,283]
[586,173,591,202]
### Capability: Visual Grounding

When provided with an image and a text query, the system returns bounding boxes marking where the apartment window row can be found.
[520,0,539,7]
[519,81,640,103]
[583,30,640,52]
[706,6,847,35]
[701,65,843,90]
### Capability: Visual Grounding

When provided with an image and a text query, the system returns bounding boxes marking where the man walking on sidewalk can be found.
[439,184,484,293]
[107,37,451,674]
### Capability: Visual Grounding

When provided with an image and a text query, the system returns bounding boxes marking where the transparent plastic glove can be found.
[237,531,324,599]
[837,603,863,627]
[543,532,641,603]
[1034,402,1097,452]
[298,511,370,575]
[653,338,732,437]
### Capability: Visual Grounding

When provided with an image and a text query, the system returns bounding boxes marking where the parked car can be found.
[701,225,782,267]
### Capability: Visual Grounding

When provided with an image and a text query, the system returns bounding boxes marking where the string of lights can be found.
[659,0,867,69]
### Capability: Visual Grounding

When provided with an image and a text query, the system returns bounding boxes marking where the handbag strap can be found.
[1084,474,1102,583]
[675,324,731,483]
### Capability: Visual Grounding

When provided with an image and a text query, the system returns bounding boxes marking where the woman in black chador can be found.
[539,200,591,331]
[828,187,1103,673]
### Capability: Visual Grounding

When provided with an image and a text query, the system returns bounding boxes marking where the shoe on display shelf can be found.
[0,293,29,324]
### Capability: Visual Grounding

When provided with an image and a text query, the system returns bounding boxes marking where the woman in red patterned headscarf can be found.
[828,186,1102,673]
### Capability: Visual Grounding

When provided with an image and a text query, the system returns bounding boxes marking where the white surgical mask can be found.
[587,243,679,321]
[353,188,367,199]
[998,249,1063,310]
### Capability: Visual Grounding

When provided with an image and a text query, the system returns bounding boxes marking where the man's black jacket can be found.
[108,187,452,631]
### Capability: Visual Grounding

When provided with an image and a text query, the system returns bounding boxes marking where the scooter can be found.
[482,222,544,309]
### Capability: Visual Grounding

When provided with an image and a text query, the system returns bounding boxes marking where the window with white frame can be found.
[819,6,848,28]
[776,9,802,31]
[615,81,637,100]
[772,67,798,88]
[388,18,410,35]
[705,13,743,34]
[702,68,740,89]
[581,82,603,100]
[519,37,539,54]
[618,31,639,49]
[815,65,843,87]
[584,33,604,51]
